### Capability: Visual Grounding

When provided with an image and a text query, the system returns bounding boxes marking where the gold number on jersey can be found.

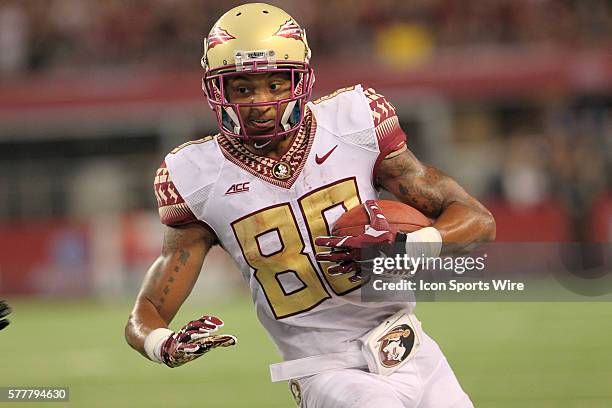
[298,178,362,295]
[232,203,330,319]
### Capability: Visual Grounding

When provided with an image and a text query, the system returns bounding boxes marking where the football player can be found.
[0,300,11,331]
[125,3,495,407]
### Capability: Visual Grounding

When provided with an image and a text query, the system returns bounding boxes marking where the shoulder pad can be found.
[308,85,378,152]
[165,135,223,216]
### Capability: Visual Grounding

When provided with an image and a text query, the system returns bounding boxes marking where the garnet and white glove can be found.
[315,200,442,279]
[144,315,237,368]
[0,300,11,331]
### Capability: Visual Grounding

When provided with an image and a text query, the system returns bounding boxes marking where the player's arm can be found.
[315,151,495,275]
[315,87,493,275]
[376,146,496,254]
[125,222,211,354]
[124,222,236,367]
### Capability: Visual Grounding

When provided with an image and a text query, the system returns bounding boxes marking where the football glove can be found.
[315,200,442,280]
[146,315,237,368]
[0,300,11,331]
[315,200,397,280]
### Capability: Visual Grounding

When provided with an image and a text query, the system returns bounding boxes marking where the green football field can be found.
[1,298,611,408]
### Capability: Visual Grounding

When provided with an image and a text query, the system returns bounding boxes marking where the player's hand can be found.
[161,315,237,368]
[0,300,11,331]
[315,200,399,280]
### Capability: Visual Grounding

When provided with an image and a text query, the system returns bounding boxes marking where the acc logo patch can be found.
[225,182,250,195]
[272,162,292,180]
[377,324,415,368]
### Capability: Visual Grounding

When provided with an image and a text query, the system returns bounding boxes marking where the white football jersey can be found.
[155,84,412,360]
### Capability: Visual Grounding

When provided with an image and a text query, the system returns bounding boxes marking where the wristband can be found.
[398,227,442,259]
[144,328,173,363]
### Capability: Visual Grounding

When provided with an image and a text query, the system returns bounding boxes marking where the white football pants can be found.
[293,333,473,408]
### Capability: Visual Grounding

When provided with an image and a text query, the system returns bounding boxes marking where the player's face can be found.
[224,72,293,148]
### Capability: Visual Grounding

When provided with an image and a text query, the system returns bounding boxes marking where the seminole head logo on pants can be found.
[377,324,415,368]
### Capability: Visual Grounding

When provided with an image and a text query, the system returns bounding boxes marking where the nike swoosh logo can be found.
[315,145,338,165]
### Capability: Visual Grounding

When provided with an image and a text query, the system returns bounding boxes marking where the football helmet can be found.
[202,3,314,142]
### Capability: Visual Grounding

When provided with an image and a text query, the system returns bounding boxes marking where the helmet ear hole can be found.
[290,103,301,126]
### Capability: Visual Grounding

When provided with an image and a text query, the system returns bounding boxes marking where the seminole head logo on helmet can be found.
[202,3,315,142]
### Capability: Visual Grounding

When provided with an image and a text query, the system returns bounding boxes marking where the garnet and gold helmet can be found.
[202,3,314,141]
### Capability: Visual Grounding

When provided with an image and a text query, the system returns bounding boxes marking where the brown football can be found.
[332,200,432,236]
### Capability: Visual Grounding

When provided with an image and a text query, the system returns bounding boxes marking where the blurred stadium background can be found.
[0,0,611,407]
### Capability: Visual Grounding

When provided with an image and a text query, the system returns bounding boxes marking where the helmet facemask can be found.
[203,56,314,142]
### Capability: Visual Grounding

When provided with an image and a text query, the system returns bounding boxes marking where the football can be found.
[332,200,432,236]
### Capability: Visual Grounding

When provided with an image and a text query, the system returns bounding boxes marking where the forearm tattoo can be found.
[155,227,197,309]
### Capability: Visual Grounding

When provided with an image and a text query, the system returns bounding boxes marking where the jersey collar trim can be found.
[218,109,315,189]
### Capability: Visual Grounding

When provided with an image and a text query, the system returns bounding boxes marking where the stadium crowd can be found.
[0,0,610,76]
